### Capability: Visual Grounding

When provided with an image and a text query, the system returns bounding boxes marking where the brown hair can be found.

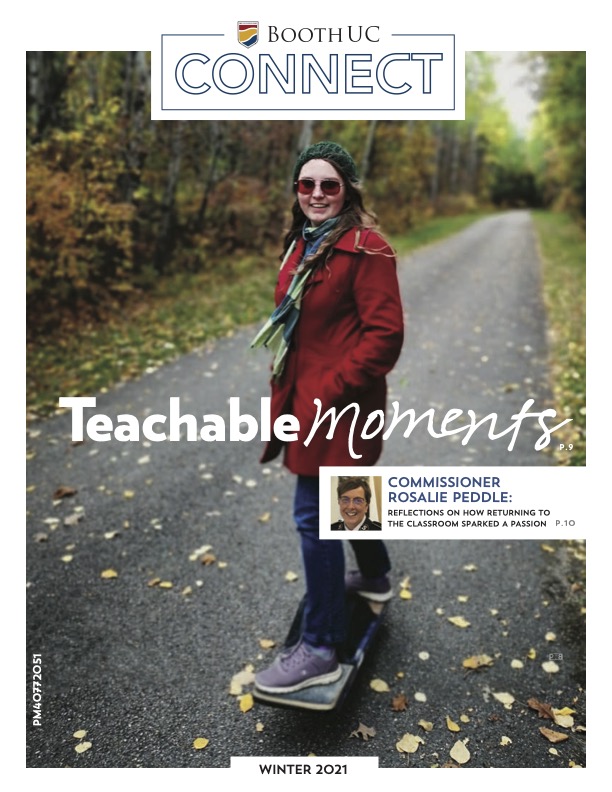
[337,477,372,504]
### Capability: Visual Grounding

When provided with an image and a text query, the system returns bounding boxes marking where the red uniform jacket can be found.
[261,226,404,476]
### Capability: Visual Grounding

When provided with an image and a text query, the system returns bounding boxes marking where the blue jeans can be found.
[294,475,391,646]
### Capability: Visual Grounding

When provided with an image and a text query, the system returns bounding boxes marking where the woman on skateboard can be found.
[251,141,404,693]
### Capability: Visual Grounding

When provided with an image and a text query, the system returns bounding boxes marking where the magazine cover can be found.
[22,2,593,786]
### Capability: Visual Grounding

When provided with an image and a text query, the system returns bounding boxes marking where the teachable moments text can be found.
[58,396,571,456]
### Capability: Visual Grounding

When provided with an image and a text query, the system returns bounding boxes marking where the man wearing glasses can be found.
[331,477,382,531]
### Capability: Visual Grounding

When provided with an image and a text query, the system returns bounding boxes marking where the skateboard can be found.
[253,593,387,712]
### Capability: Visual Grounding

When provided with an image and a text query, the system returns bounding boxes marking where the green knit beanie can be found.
[293,140,359,184]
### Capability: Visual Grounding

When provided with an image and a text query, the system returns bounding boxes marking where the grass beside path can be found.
[27,211,586,468]
[530,211,586,466]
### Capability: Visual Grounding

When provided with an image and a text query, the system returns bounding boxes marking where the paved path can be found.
[26,212,585,770]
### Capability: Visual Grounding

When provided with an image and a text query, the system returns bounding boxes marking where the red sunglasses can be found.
[294,178,344,196]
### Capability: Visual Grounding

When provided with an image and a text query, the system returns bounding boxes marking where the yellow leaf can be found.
[459,714,470,723]
[370,678,390,693]
[539,727,569,743]
[258,512,271,523]
[493,692,515,708]
[446,715,460,732]
[396,733,424,754]
[447,616,471,628]
[61,554,74,563]
[193,737,209,750]
[418,720,434,732]
[462,654,494,669]
[457,595,469,602]
[450,740,470,764]
[399,589,412,600]
[285,571,299,582]
[159,581,173,589]
[229,666,255,696]
[259,639,276,650]
[542,660,560,674]
[545,631,556,642]
[239,693,254,713]
[75,741,92,754]
[100,569,118,579]
[500,736,512,746]
[73,730,87,739]
[147,577,161,587]
[123,490,135,499]
[399,576,411,589]
[527,648,537,660]
[541,544,556,553]
[255,722,265,732]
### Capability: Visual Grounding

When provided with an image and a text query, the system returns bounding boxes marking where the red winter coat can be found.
[260,226,404,476]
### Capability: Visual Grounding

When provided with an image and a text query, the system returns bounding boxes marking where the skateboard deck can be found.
[253,594,387,712]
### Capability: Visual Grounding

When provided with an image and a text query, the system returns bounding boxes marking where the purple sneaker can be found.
[255,640,341,694]
[345,569,393,602]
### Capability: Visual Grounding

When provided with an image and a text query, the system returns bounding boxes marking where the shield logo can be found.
[238,21,258,48]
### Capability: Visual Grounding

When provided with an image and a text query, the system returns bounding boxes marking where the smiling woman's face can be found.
[297,159,345,226]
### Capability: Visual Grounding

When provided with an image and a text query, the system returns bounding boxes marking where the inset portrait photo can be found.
[330,475,383,532]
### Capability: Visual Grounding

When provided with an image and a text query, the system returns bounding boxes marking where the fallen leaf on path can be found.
[285,571,299,582]
[370,678,390,693]
[500,736,512,746]
[258,512,271,523]
[493,692,515,708]
[201,553,216,565]
[539,727,569,743]
[414,691,427,702]
[239,693,254,712]
[446,716,461,732]
[391,694,408,711]
[259,639,276,650]
[450,740,470,764]
[448,616,471,628]
[463,563,478,572]
[399,589,412,600]
[350,723,376,741]
[189,544,212,561]
[462,654,494,670]
[230,665,255,695]
[64,512,84,526]
[193,737,209,750]
[542,660,560,674]
[418,720,433,732]
[75,741,92,754]
[545,631,556,641]
[255,722,264,732]
[53,486,77,499]
[553,708,575,728]
[511,659,524,669]
[100,569,118,579]
[528,698,555,720]
[396,733,424,754]
[73,730,87,739]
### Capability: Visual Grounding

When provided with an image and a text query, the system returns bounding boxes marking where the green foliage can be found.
[531,211,586,465]
[526,53,586,220]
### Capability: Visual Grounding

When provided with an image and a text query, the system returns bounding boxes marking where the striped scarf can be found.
[250,218,338,379]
